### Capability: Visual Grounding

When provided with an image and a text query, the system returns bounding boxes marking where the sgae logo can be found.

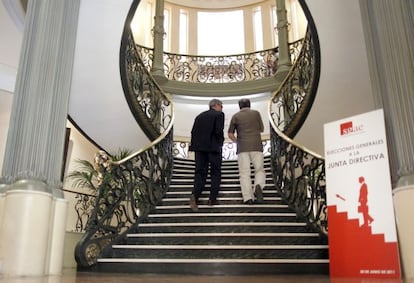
[340,121,364,136]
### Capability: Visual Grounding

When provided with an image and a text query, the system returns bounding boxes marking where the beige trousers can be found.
[237,151,266,202]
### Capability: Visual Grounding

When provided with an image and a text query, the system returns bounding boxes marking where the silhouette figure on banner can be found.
[358,176,374,227]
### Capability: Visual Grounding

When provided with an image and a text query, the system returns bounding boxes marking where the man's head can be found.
[209,98,223,111]
[238,98,251,109]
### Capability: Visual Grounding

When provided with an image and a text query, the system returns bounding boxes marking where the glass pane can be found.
[179,10,188,54]
[197,10,244,55]
[253,7,263,51]
[164,9,170,51]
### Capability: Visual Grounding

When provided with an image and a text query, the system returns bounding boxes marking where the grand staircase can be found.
[94,156,329,275]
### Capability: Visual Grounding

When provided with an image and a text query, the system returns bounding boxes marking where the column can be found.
[151,0,167,83]
[0,0,80,277]
[359,0,414,186]
[359,0,414,278]
[0,183,7,252]
[275,0,292,76]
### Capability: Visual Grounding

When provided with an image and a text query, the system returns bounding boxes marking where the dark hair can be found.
[238,98,250,109]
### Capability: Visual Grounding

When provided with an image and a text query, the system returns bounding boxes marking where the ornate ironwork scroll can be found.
[74,129,173,267]
[136,40,302,84]
[270,127,327,235]
[75,9,175,265]
[73,191,96,232]
[268,0,325,235]
[121,30,173,141]
[269,27,320,138]
[172,140,190,159]
[172,139,271,161]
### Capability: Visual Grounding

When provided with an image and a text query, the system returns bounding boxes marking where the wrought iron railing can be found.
[64,189,96,232]
[136,40,302,84]
[74,19,175,267]
[270,127,327,235]
[268,1,326,235]
[74,129,173,267]
[173,139,271,160]
[269,28,320,138]
[121,33,173,140]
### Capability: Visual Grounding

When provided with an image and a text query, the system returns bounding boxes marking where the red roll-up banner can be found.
[324,109,401,279]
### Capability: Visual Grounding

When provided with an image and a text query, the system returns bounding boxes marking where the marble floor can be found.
[0,269,413,283]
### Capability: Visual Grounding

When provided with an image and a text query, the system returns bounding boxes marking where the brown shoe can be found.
[207,199,219,206]
[189,195,199,212]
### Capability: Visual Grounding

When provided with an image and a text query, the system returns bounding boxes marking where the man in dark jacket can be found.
[189,99,225,211]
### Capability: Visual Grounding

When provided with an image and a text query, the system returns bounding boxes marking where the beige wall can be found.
[63,231,83,269]
[0,1,22,174]
[294,0,376,154]
[62,121,101,232]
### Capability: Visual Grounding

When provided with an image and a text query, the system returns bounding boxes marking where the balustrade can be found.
[268,22,326,235]
[136,41,302,84]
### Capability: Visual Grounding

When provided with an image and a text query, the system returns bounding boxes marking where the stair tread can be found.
[160,197,281,201]
[112,244,328,249]
[127,232,320,237]
[155,204,288,209]
[148,212,297,217]
[98,258,329,263]
[139,222,306,226]
[96,156,328,275]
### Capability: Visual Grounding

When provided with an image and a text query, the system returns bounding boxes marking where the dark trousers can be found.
[192,151,222,201]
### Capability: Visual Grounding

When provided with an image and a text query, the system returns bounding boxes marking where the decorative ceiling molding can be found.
[166,0,267,9]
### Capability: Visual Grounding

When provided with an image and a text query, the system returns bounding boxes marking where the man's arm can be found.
[228,132,237,143]
[257,111,264,132]
[215,112,225,145]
